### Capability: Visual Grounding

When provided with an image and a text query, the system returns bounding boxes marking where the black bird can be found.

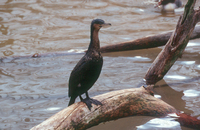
[68,19,111,110]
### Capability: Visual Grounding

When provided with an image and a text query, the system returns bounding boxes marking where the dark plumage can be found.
[68,19,111,110]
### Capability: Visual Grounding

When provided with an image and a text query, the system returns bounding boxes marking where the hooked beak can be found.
[100,23,111,28]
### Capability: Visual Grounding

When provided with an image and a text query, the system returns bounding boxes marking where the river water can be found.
[0,0,200,130]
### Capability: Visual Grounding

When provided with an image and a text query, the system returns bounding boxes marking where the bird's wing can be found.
[68,56,92,97]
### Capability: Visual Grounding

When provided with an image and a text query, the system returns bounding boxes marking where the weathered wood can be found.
[145,0,200,85]
[31,87,177,130]
[177,113,200,129]
[100,25,200,53]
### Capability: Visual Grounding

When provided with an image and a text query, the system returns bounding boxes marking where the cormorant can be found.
[68,19,111,110]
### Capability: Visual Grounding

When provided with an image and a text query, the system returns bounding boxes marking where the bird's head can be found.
[91,19,111,31]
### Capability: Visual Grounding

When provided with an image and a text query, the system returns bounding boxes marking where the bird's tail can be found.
[68,96,76,106]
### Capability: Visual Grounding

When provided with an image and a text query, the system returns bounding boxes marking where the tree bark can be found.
[100,25,200,53]
[31,87,177,130]
[144,0,200,85]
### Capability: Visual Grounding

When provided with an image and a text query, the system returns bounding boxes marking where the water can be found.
[0,0,200,129]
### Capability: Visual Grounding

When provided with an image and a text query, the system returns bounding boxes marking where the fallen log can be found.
[31,87,177,130]
[100,25,200,53]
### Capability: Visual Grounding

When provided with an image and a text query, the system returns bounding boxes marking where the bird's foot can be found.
[82,98,92,110]
[81,98,102,110]
[89,98,102,106]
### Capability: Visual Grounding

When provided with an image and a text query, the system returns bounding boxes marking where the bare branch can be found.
[145,0,200,85]
[31,87,177,130]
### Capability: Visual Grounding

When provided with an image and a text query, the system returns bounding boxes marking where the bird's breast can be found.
[89,51,102,62]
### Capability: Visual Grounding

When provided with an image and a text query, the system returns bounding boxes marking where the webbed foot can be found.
[89,98,102,106]
[81,98,102,110]
[82,98,92,110]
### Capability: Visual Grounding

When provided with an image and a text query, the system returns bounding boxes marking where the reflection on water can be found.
[89,115,194,130]
[154,94,161,98]
[46,107,62,111]
[0,0,200,130]
[179,61,196,65]
[184,89,200,97]
[187,42,200,47]
[165,75,187,80]
[137,117,181,130]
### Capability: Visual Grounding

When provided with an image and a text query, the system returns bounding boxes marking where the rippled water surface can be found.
[0,0,200,129]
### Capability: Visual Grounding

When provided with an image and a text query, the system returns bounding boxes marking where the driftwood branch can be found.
[31,0,200,129]
[144,0,200,85]
[31,87,200,130]
[100,25,200,53]
[31,87,177,130]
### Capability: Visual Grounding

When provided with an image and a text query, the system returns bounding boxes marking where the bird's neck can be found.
[88,27,100,52]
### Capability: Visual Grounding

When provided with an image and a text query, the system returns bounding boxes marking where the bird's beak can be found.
[101,23,111,28]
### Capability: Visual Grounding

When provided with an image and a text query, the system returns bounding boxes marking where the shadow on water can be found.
[154,79,194,114]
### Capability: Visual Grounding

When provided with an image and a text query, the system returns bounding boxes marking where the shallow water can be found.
[0,0,200,129]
